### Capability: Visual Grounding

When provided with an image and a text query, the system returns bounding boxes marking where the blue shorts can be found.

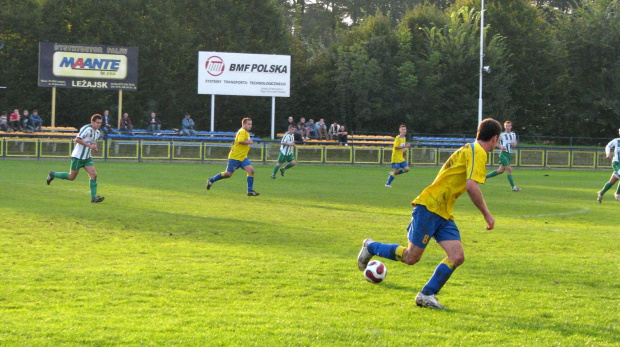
[226,158,252,173]
[407,205,461,248]
[392,161,408,169]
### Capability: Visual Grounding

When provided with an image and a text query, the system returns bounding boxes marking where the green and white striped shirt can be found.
[499,131,517,153]
[71,124,100,160]
[605,138,620,163]
[280,133,295,156]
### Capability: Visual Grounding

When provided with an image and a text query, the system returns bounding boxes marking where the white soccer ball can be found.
[364,260,387,283]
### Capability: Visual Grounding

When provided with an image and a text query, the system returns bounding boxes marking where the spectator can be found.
[9,109,21,131]
[298,117,310,140]
[337,125,348,145]
[181,112,198,136]
[306,119,318,139]
[316,118,328,139]
[0,111,10,132]
[101,109,114,136]
[328,120,340,140]
[29,109,43,132]
[119,112,133,135]
[21,109,32,132]
[147,112,162,135]
[285,116,295,132]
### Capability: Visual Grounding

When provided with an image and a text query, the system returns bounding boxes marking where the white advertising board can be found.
[198,52,290,97]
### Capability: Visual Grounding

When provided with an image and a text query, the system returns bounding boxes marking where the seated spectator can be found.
[119,112,133,134]
[337,125,348,145]
[101,109,115,136]
[316,118,328,139]
[285,116,296,132]
[181,112,198,136]
[21,109,32,132]
[0,111,10,132]
[328,120,340,140]
[9,108,22,131]
[147,112,162,135]
[29,109,43,132]
[306,119,318,139]
[298,117,310,140]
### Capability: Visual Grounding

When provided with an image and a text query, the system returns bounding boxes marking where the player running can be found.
[206,117,259,196]
[385,124,412,187]
[357,118,501,309]
[486,120,520,191]
[272,124,297,179]
[597,128,620,203]
[46,114,105,203]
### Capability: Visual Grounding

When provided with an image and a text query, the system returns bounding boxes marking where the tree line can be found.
[0,0,618,140]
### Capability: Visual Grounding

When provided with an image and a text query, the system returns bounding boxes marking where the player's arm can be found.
[75,137,99,153]
[466,179,494,230]
[605,140,615,158]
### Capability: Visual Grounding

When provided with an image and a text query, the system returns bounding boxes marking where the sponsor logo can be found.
[229,64,288,73]
[53,52,128,79]
[205,56,225,76]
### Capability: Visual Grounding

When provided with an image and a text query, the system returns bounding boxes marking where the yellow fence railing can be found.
[0,136,612,170]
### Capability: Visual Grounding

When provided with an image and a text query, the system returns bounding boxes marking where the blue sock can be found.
[386,175,395,185]
[422,260,455,295]
[210,172,222,182]
[247,176,254,191]
[368,242,400,261]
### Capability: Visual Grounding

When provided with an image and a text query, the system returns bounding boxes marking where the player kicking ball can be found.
[206,117,259,196]
[272,124,297,179]
[385,124,412,187]
[358,118,502,309]
[46,114,105,203]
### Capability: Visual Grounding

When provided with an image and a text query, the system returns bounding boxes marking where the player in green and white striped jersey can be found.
[46,114,105,203]
[597,128,620,203]
[271,124,297,179]
[486,120,520,191]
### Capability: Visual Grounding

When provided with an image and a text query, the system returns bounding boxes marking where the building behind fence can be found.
[0,136,611,169]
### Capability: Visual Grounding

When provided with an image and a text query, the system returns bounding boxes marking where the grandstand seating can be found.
[411,136,475,147]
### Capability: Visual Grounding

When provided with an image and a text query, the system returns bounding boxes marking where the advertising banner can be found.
[198,52,290,97]
[38,42,138,91]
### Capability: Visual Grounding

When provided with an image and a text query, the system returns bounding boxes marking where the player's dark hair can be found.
[504,120,512,126]
[288,124,296,130]
[91,114,103,122]
[242,117,252,125]
[399,124,407,128]
[477,118,502,141]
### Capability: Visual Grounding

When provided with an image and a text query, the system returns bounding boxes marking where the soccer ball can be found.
[364,260,387,283]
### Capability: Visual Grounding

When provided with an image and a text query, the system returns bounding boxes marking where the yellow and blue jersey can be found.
[391,136,407,163]
[228,128,251,161]
[413,142,487,220]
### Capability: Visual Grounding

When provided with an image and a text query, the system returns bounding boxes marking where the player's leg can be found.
[272,154,285,178]
[598,171,618,202]
[421,239,463,296]
[48,158,81,184]
[207,160,236,189]
[281,157,296,171]
[242,162,259,196]
[358,205,434,270]
[84,163,103,203]
[505,165,519,191]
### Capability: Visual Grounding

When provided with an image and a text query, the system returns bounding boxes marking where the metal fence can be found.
[0,136,612,169]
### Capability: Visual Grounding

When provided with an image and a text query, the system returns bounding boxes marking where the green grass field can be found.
[0,159,618,346]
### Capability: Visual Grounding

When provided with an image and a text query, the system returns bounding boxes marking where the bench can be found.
[41,126,78,133]
[411,137,475,147]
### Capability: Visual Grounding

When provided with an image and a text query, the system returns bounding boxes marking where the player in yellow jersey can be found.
[385,124,412,187]
[206,118,259,196]
[357,118,501,309]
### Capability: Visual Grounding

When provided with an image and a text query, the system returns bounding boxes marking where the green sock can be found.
[507,174,515,188]
[615,183,620,195]
[601,182,613,195]
[272,165,280,175]
[89,179,97,198]
[486,170,499,178]
[284,162,294,170]
[54,172,70,179]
